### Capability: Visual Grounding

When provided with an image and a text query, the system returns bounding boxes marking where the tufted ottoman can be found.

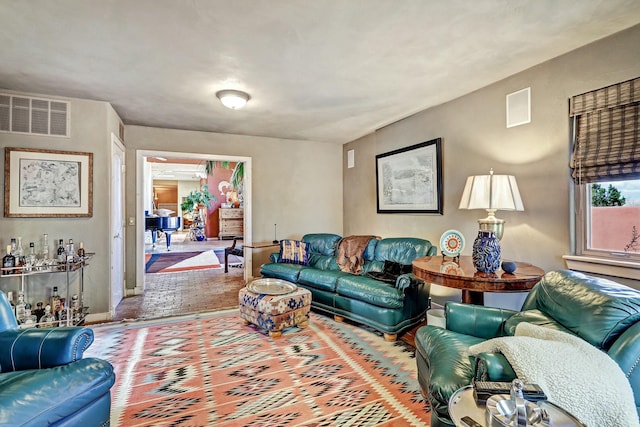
[239,280,312,338]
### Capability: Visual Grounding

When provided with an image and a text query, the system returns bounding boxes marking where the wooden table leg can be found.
[462,290,484,305]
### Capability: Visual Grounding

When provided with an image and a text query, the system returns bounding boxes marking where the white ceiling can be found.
[148,159,206,182]
[1,1,639,144]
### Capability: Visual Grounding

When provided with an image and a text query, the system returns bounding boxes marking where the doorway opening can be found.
[116,150,251,321]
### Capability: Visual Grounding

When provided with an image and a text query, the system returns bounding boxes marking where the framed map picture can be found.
[375,138,443,214]
[4,147,93,217]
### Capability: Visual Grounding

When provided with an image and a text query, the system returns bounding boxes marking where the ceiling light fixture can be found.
[216,89,250,110]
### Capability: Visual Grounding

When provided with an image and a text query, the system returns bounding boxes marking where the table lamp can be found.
[458,169,524,240]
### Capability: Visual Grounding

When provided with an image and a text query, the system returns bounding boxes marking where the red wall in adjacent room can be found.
[204,163,237,239]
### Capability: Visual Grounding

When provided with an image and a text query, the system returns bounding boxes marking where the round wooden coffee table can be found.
[412,256,544,305]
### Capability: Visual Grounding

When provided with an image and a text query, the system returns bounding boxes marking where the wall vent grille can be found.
[0,94,69,137]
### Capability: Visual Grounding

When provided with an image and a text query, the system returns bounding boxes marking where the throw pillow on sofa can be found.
[366,260,412,284]
[278,240,309,265]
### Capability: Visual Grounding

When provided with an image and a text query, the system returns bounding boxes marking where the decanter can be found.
[38,305,57,328]
[15,293,26,322]
[20,303,38,327]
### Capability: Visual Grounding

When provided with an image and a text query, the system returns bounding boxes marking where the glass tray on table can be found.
[247,278,297,295]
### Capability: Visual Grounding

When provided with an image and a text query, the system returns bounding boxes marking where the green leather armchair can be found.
[415,270,640,427]
[0,291,115,426]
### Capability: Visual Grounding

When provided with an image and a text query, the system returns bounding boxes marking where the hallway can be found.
[112,234,246,321]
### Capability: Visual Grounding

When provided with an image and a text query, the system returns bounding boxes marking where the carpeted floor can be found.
[86,310,430,426]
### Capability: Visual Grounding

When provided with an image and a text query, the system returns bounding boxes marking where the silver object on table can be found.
[247,278,297,295]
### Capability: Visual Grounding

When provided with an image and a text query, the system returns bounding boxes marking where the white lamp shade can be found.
[459,173,524,211]
[216,90,250,109]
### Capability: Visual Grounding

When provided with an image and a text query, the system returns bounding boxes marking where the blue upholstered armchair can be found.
[0,291,115,426]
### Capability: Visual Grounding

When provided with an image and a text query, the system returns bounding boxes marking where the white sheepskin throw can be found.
[469,322,639,427]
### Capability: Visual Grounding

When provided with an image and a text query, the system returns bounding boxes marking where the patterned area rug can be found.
[86,310,430,426]
[145,250,222,273]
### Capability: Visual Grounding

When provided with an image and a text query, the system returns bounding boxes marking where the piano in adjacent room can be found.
[145,216,181,251]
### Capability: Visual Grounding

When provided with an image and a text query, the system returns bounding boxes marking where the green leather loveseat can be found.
[260,233,436,341]
[415,269,640,426]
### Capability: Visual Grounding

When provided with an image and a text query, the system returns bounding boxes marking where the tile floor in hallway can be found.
[112,232,246,321]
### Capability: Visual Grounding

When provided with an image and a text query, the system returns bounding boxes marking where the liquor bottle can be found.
[66,239,76,263]
[50,286,61,319]
[77,241,86,259]
[2,245,15,275]
[38,305,57,328]
[20,303,38,327]
[15,293,26,321]
[6,291,17,318]
[14,237,25,271]
[71,294,80,323]
[10,238,17,255]
[56,239,66,270]
[34,301,45,322]
[59,298,67,324]
[41,233,50,262]
[15,237,24,258]
[27,242,37,271]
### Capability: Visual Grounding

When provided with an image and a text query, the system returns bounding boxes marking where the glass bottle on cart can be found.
[39,305,57,328]
[2,245,15,275]
[1,249,91,327]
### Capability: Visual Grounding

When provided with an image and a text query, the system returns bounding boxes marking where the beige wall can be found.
[124,126,343,289]
[0,94,118,315]
[343,25,640,306]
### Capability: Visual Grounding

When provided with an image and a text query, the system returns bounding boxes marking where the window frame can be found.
[573,180,640,262]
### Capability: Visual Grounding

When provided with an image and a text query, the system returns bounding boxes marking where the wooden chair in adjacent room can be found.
[224,236,244,273]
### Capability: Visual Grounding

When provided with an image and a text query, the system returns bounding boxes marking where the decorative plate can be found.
[440,230,465,257]
[247,278,297,295]
[440,261,463,276]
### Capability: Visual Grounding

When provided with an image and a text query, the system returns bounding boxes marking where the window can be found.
[570,77,640,262]
[577,179,640,260]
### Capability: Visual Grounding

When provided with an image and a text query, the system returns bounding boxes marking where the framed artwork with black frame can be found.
[4,147,93,218]
[375,138,443,214]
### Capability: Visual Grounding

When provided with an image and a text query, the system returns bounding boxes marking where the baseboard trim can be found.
[125,286,143,296]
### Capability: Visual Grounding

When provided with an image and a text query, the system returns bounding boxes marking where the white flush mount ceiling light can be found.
[216,89,250,109]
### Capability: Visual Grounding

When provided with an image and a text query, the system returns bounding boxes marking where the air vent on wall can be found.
[0,94,69,137]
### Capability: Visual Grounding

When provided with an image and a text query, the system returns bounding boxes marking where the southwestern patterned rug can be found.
[86,310,430,426]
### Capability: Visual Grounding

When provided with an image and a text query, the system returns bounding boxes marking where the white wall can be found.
[124,126,343,288]
[343,25,640,308]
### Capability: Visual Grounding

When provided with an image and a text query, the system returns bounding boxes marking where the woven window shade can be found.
[569,77,640,183]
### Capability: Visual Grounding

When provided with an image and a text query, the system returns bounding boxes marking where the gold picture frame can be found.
[4,147,93,217]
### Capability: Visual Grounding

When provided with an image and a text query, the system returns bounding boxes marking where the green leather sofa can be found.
[415,269,640,427]
[0,291,115,426]
[260,233,436,341]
